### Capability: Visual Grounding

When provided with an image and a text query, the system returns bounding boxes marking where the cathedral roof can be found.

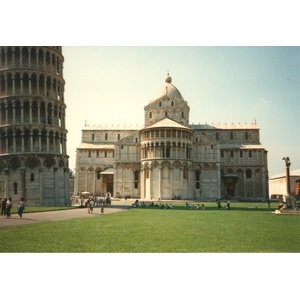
[144,117,192,130]
[76,142,114,150]
[269,169,300,180]
[190,123,259,130]
[149,74,183,103]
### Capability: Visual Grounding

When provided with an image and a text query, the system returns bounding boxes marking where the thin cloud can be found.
[257,97,272,105]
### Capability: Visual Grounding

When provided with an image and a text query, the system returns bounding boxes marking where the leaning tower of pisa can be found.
[0,46,69,206]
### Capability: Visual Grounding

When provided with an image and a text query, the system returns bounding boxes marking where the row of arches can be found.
[0,155,67,172]
[223,167,262,179]
[141,141,193,160]
[0,46,63,76]
[0,71,64,102]
[0,127,67,154]
[0,97,66,127]
[141,128,193,141]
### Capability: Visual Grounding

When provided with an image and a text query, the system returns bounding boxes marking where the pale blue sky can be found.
[63,46,300,177]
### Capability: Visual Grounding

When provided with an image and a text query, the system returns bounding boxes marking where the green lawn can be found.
[1,202,299,253]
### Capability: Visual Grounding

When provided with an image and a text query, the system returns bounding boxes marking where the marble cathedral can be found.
[75,74,268,200]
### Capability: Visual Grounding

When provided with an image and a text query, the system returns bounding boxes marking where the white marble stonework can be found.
[75,74,268,200]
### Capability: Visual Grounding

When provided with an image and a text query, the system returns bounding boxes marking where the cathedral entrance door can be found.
[226,185,235,198]
[107,182,113,196]
[223,174,238,198]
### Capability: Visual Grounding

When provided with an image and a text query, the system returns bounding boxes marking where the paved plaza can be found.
[0,200,133,228]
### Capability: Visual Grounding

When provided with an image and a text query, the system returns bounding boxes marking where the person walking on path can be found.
[18,197,25,218]
[1,198,7,216]
[89,198,94,214]
[87,199,91,214]
[6,197,12,218]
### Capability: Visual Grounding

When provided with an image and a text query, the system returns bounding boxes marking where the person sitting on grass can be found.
[279,201,286,212]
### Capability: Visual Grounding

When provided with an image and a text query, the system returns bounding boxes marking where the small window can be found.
[105,151,107,158]
[240,150,243,158]
[195,170,200,181]
[105,133,108,140]
[230,132,233,140]
[159,101,161,107]
[118,133,120,140]
[134,171,139,189]
[181,112,184,118]
[92,133,95,141]
[216,132,219,140]
[183,168,188,179]
[249,150,252,158]
[245,132,249,140]
[14,182,18,194]
[231,151,234,158]
[97,171,101,180]
[246,169,252,178]
[31,173,34,182]
[88,150,91,158]
[171,101,174,107]
[149,112,152,118]
[97,150,99,158]
[211,145,214,149]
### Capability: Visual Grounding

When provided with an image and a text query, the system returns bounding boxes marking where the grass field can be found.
[1,202,299,253]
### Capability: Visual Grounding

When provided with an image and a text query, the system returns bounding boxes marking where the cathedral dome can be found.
[150,74,183,103]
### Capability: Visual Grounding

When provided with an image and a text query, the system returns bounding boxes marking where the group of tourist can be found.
[132,200,155,207]
[185,203,206,210]
[1,197,26,218]
[216,199,230,209]
[86,198,105,214]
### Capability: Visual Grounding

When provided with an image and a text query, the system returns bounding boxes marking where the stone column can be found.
[158,166,162,200]
[4,169,9,198]
[29,102,32,123]
[149,166,152,199]
[21,132,24,152]
[13,131,16,152]
[20,100,24,123]
[12,75,15,95]
[20,168,26,198]
[283,157,291,196]
[39,168,44,205]
[12,101,16,123]
[140,167,144,199]
[170,166,173,200]
[30,131,33,151]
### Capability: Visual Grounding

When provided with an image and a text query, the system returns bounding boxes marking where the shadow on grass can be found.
[127,205,273,212]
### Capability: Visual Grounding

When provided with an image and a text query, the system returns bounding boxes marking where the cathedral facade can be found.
[75,74,268,201]
[0,46,70,206]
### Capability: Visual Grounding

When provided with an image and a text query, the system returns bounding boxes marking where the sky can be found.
[63,46,300,177]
